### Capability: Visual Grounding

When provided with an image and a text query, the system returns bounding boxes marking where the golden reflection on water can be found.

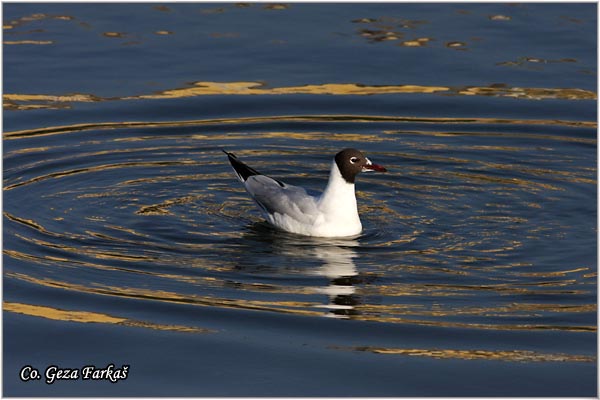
[263,4,290,11]
[4,269,595,332]
[134,82,448,97]
[497,56,579,69]
[338,346,595,363]
[4,160,194,191]
[4,302,213,333]
[3,115,596,141]
[3,81,596,110]
[3,40,54,45]
[399,38,433,47]
[352,16,427,44]
[5,272,323,317]
[382,129,596,144]
[489,14,512,21]
[136,195,204,216]
[102,32,128,38]
[3,12,76,30]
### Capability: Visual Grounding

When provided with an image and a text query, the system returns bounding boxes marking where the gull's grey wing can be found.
[244,175,320,224]
[224,149,320,225]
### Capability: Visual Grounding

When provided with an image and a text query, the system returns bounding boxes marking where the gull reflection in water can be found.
[242,223,362,319]
[310,239,361,318]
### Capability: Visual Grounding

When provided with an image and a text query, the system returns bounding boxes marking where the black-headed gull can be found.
[224,148,387,237]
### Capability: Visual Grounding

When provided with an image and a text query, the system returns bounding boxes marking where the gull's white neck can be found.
[315,161,362,236]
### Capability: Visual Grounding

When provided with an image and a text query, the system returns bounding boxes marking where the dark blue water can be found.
[3,3,597,396]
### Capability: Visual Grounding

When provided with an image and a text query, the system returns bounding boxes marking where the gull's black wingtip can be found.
[222,149,240,165]
[223,149,261,182]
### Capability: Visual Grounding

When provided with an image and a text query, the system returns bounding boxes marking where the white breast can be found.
[311,161,363,237]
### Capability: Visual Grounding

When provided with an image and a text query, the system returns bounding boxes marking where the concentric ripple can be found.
[4,115,597,336]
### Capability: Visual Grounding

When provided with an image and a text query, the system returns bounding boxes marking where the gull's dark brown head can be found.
[334,148,387,184]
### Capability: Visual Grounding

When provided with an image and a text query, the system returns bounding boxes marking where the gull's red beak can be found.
[362,158,387,172]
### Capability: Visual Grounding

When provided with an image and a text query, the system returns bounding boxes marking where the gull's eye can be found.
[350,157,360,164]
